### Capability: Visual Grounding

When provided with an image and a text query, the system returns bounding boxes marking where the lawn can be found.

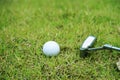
[0,0,120,80]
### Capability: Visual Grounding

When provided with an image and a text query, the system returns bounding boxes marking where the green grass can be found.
[0,0,120,80]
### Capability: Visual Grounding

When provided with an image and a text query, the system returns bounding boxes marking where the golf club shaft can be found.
[88,47,104,51]
[106,46,120,51]
[88,46,120,51]
[103,44,120,51]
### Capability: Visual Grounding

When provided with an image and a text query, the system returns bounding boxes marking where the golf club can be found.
[80,36,120,57]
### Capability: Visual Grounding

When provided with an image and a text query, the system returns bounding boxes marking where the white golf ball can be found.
[43,41,60,56]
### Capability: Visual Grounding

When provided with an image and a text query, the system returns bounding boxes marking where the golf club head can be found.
[80,36,96,57]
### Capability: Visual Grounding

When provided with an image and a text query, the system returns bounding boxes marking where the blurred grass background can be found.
[0,0,120,80]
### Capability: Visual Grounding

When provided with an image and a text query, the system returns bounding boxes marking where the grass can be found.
[0,0,120,80]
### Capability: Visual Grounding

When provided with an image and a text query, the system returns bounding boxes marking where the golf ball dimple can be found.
[43,41,60,56]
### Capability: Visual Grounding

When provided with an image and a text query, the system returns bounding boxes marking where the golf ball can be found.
[43,41,60,56]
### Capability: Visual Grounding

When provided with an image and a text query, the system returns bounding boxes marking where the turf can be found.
[0,0,120,80]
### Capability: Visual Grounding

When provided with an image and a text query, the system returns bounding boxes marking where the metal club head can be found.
[80,36,96,57]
